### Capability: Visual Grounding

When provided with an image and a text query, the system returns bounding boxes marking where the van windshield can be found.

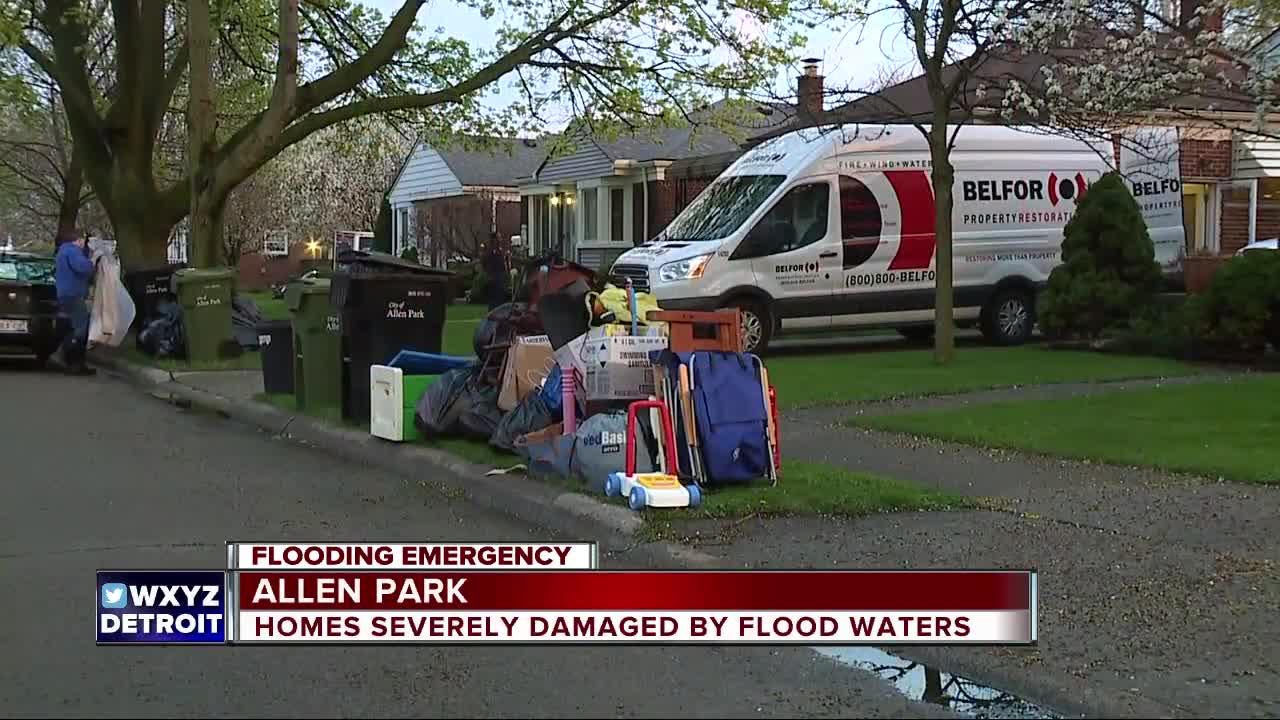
[657,174,786,243]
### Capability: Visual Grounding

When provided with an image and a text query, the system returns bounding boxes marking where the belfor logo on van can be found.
[960,174,1088,206]
[775,261,818,274]
[1047,173,1088,206]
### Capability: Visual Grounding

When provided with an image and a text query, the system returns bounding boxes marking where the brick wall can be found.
[1258,187,1280,244]
[648,176,716,236]
[495,199,522,245]
[1220,186,1251,254]
[1179,138,1232,179]
[1218,182,1280,254]
[236,242,319,291]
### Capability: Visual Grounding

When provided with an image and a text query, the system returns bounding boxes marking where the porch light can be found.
[565,195,574,205]
[549,195,560,206]
[306,239,321,256]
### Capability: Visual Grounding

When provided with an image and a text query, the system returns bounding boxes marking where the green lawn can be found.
[243,290,289,321]
[767,346,1199,409]
[851,375,1280,485]
[443,303,488,357]
[672,462,966,519]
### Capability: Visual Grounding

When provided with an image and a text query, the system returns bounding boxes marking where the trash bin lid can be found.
[336,249,455,277]
[285,277,331,312]
[172,267,236,282]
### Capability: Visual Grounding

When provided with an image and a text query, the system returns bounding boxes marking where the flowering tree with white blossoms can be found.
[220,115,412,265]
[811,0,1276,363]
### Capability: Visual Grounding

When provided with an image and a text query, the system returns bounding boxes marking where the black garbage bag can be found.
[458,382,503,441]
[231,294,264,349]
[413,367,474,438]
[137,297,186,359]
[489,391,554,452]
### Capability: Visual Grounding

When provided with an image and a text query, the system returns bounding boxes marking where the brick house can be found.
[739,13,1280,268]
[517,97,797,271]
[388,136,549,267]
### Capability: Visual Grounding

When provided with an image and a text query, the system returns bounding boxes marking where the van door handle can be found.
[819,251,838,259]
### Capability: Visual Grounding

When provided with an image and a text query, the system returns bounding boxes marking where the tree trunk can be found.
[930,122,956,365]
[188,0,220,268]
[110,206,178,270]
[923,667,945,705]
[56,155,85,241]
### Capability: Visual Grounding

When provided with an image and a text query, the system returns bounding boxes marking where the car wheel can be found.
[981,287,1035,346]
[729,300,771,355]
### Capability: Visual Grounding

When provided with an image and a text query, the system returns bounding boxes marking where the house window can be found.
[397,208,410,254]
[611,188,625,243]
[581,188,598,242]
[840,176,882,269]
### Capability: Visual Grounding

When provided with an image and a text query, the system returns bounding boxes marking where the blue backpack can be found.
[690,352,771,483]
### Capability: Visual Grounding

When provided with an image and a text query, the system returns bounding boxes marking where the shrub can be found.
[1038,172,1164,340]
[1114,297,1204,358]
[1196,251,1280,352]
[400,246,420,263]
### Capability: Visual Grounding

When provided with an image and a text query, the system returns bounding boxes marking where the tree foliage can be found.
[2,0,833,268]
[1038,172,1163,340]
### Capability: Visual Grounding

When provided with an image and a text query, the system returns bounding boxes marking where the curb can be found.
[90,352,719,567]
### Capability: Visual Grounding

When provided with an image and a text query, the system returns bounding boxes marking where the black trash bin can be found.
[124,265,185,333]
[257,319,294,395]
[330,266,455,423]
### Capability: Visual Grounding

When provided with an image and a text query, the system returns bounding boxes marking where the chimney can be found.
[1179,0,1223,36]
[797,58,824,122]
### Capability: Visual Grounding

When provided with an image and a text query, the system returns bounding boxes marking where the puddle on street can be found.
[814,646,1064,719]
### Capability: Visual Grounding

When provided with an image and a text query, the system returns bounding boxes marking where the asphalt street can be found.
[0,366,957,719]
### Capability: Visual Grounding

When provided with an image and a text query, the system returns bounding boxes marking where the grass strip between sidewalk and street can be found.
[766,345,1199,409]
[849,374,1280,485]
[254,392,963,518]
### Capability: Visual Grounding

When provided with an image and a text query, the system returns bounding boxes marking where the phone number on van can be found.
[846,270,936,287]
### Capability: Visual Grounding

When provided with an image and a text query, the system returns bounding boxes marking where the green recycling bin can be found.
[169,267,236,363]
[287,278,343,412]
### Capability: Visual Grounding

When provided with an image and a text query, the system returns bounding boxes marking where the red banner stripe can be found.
[237,571,1032,611]
[885,171,937,271]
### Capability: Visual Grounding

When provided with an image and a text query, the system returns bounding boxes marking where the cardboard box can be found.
[581,334,669,401]
[499,335,556,411]
[555,324,663,390]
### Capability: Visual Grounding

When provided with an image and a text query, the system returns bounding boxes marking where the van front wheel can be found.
[729,301,771,354]
[981,287,1035,346]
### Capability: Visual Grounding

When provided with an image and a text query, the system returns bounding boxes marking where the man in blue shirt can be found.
[54,232,97,375]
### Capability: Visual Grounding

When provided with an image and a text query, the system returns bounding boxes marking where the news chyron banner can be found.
[97,542,1037,645]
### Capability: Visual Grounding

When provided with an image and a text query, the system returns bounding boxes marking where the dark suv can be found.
[0,250,62,365]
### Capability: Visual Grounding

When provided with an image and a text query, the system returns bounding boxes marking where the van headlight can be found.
[658,254,712,282]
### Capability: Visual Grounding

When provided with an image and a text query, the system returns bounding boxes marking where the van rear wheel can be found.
[981,287,1035,346]
[728,300,771,354]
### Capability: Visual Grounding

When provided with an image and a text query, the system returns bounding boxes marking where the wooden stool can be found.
[647,309,743,353]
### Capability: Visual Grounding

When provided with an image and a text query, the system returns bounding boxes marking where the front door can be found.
[1182,183,1212,254]
[732,178,840,330]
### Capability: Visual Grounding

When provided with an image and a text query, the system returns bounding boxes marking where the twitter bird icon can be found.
[101,583,128,609]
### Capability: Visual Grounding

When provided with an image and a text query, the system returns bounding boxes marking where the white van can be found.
[609,123,1184,353]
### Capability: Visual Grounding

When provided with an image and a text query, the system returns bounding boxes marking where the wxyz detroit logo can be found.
[965,251,1058,263]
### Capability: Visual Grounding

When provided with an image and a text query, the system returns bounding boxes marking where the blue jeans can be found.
[58,296,89,361]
